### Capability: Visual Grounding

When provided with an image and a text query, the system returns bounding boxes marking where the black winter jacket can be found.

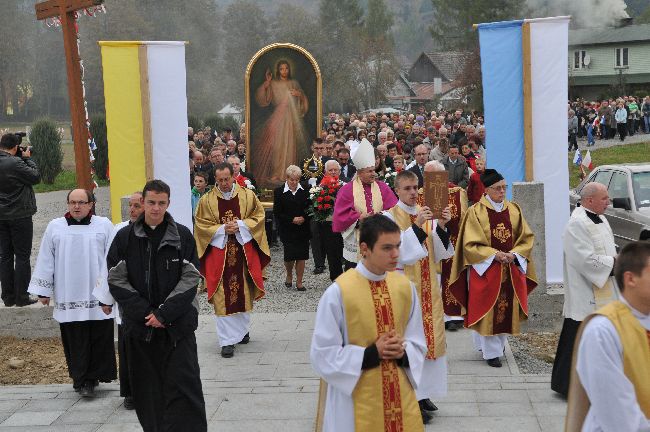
[0,152,40,220]
[107,212,201,342]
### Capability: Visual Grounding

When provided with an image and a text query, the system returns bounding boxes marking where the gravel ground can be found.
[509,332,560,374]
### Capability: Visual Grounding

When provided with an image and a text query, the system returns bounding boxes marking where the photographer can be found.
[0,133,40,307]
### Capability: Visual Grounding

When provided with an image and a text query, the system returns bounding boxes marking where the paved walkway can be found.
[0,313,565,432]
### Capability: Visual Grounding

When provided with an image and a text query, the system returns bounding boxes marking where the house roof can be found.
[422,52,468,81]
[569,23,650,46]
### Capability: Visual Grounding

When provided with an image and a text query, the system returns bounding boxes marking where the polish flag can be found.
[582,150,593,170]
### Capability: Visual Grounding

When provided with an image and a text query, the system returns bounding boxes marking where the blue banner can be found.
[478,20,524,198]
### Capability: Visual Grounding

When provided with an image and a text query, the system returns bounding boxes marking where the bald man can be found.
[29,189,117,397]
[551,182,620,396]
[407,144,431,188]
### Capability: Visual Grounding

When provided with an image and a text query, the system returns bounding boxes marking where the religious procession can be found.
[1,1,649,431]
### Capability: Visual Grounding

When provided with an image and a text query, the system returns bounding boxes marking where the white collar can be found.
[485,194,505,212]
[283,182,303,195]
[397,200,418,215]
[355,260,386,281]
[219,183,236,200]
[620,296,650,329]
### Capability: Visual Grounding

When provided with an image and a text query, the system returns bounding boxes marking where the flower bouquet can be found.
[236,175,260,197]
[307,176,344,221]
[383,167,398,191]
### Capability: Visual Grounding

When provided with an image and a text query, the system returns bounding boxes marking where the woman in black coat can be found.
[273,165,311,291]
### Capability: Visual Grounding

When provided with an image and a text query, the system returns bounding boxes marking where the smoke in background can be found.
[527,0,630,28]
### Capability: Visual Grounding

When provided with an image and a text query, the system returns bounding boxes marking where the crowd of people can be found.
[568,95,650,149]
[0,99,648,431]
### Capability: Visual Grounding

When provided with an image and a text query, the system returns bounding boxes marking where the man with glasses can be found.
[28,189,117,397]
[448,170,538,367]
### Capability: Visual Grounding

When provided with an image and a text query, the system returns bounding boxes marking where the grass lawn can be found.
[567,141,650,188]
[34,170,109,193]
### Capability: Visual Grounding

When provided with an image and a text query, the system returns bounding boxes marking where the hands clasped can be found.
[224,221,240,235]
[495,251,516,264]
[375,330,406,360]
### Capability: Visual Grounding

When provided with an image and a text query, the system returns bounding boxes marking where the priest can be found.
[384,167,454,422]
[565,241,650,432]
[449,169,537,367]
[332,138,397,270]
[551,182,619,397]
[440,178,469,331]
[194,162,270,358]
[28,189,117,397]
[311,214,427,431]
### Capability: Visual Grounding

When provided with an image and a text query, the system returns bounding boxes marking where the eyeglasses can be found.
[68,200,90,206]
[488,185,508,192]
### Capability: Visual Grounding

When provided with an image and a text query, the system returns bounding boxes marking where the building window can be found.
[573,50,586,69]
[615,47,629,67]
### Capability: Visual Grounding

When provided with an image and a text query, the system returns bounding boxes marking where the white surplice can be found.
[563,206,619,321]
[310,261,428,432]
[92,220,129,325]
[210,184,254,347]
[28,215,115,323]
[384,200,454,399]
[576,297,650,432]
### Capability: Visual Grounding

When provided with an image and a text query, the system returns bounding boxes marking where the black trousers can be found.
[310,219,325,268]
[127,331,207,432]
[118,324,131,398]
[0,217,33,306]
[551,318,581,397]
[343,259,357,271]
[617,123,627,141]
[60,319,117,388]
[318,222,343,281]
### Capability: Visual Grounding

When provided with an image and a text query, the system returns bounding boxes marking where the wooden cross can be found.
[35,0,104,191]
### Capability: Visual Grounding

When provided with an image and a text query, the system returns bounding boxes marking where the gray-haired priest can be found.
[28,189,117,397]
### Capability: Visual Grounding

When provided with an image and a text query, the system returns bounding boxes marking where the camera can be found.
[12,132,32,158]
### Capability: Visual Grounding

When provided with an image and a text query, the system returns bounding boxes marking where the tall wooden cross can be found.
[35,0,104,191]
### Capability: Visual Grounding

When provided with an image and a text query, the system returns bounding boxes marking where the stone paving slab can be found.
[0,313,566,431]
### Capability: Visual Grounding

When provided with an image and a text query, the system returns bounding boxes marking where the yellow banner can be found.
[100,44,147,223]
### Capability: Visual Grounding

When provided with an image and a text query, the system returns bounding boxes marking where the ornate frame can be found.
[244,43,322,184]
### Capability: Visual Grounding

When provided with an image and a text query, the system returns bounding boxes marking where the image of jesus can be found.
[253,60,309,186]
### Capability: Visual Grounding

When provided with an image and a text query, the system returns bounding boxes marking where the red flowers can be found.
[308,177,343,222]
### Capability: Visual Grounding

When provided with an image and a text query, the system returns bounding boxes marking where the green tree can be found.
[636,5,650,24]
[429,0,525,50]
[89,115,108,180]
[29,119,63,184]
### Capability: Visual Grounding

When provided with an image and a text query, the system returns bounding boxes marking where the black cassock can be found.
[551,318,581,396]
[59,319,117,389]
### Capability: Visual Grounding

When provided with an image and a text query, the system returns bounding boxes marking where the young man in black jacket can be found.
[0,133,40,307]
[107,179,206,432]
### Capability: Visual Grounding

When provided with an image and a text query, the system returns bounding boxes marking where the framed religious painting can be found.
[245,43,322,190]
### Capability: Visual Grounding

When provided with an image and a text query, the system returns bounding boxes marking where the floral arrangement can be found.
[236,175,260,196]
[307,176,344,221]
[383,167,398,190]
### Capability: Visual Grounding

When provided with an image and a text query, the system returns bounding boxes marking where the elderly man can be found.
[227,155,256,189]
[565,241,650,432]
[551,182,619,396]
[333,139,397,270]
[430,137,450,162]
[303,138,331,274]
[195,163,270,358]
[407,144,430,187]
[377,131,388,147]
[203,148,225,185]
[29,189,116,397]
[442,145,469,189]
[384,167,454,422]
[226,140,237,157]
[449,169,537,367]
[317,160,345,281]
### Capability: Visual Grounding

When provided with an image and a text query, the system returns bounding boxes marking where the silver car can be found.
[569,163,650,247]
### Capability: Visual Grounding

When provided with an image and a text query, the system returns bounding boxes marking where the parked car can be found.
[569,163,650,247]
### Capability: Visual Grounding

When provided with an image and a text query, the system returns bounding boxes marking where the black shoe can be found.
[123,396,135,410]
[15,298,37,307]
[313,266,325,275]
[238,333,250,344]
[487,357,502,368]
[221,345,235,358]
[284,282,292,288]
[451,320,464,331]
[420,406,433,424]
[3,301,15,307]
[79,381,96,398]
[419,399,438,412]
[296,286,306,291]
